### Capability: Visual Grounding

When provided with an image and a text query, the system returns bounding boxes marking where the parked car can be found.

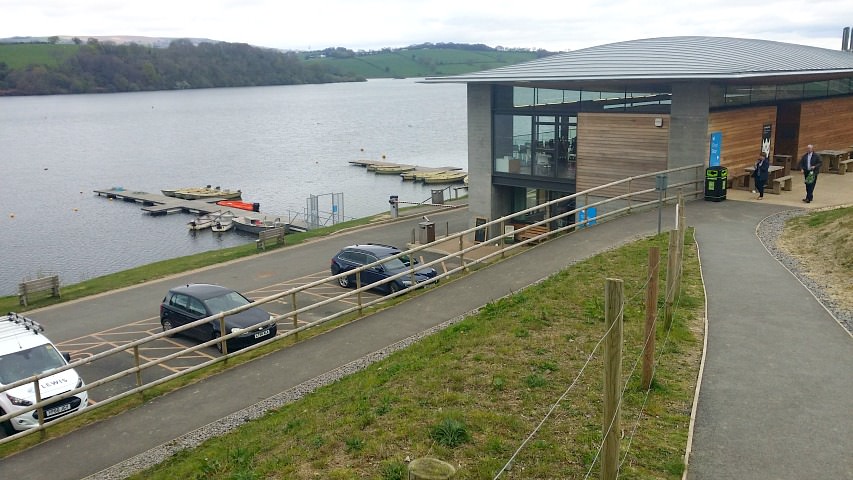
[159,284,277,352]
[0,313,88,435]
[330,243,438,294]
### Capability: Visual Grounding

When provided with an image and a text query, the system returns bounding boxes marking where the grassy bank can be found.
[0,213,387,313]
[130,230,705,479]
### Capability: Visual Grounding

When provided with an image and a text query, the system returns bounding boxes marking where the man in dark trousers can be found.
[798,144,822,203]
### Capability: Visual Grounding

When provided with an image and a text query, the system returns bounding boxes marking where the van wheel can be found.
[0,409,15,436]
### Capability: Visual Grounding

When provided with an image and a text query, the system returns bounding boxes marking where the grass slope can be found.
[131,231,705,479]
[0,43,79,69]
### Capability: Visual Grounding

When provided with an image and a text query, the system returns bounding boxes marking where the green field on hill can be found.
[0,43,79,69]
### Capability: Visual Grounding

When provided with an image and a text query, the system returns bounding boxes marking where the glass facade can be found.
[492,85,671,186]
[709,78,853,107]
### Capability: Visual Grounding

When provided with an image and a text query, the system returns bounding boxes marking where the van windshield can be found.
[0,344,67,384]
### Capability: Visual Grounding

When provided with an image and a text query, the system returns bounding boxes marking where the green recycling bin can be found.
[704,166,727,201]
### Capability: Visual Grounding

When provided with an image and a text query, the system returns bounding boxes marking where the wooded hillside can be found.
[0,40,551,96]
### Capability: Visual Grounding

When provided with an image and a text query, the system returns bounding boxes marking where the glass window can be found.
[803,81,828,98]
[776,83,804,100]
[0,345,67,384]
[204,291,250,314]
[828,79,851,95]
[750,85,776,103]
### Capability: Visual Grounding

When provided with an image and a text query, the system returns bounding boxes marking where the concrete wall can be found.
[668,81,710,195]
[467,83,512,238]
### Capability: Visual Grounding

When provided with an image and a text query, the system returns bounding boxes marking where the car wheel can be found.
[161,318,174,337]
[0,409,15,436]
[388,282,401,294]
[338,275,351,288]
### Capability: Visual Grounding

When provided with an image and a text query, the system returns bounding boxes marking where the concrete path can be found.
[685,199,853,479]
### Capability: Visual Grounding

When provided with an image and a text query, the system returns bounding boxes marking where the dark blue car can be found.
[330,244,438,294]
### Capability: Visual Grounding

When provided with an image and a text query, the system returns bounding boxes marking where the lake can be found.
[0,79,468,296]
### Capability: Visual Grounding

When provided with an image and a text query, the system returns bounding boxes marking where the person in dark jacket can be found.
[798,144,822,203]
[752,152,771,199]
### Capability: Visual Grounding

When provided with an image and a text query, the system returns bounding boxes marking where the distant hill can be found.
[301,43,552,78]
[0,38,554,95]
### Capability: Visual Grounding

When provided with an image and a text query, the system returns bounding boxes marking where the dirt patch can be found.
[777,208,853,313]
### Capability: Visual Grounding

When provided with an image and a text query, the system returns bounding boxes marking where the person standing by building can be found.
[752,151,770,199]
[798,144,822,203]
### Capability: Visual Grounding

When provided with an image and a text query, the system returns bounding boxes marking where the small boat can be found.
[233,216,284,234]
[372,165,416,174]
[216,200,260,212]
[165,186,242,200]
[422,171,468,184]
[187,213,216,230]
[211,211,235,232]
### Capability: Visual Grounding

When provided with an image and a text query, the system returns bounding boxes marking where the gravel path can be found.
[756,208,853,335]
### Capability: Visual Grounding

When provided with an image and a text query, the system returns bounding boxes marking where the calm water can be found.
[0,79,468,295]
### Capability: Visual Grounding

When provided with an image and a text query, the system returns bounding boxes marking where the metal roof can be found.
[424,36,853,85]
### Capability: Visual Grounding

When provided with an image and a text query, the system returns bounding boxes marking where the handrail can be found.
[0,163,703,444]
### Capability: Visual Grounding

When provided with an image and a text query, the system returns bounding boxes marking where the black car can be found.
[330,243,438,294]
[159,284,277,352]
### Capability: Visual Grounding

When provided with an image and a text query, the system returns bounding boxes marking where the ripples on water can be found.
[0,79,468,295]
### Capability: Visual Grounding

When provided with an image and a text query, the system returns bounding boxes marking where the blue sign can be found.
[709,132,722,167]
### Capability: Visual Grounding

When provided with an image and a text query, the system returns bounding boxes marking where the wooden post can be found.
[291,292,298,341]
[459,236,466,271]
[218,316,228,356]
[664,230,677,330]
[356,271,363,315]
[133,345,143,389]
[603,278,623,480]
[643,247,659,389]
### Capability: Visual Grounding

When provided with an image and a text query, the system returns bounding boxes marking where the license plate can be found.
[46,403,72,417]
[254,329,271,339]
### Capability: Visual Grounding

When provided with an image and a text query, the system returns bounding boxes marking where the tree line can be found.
[0,39,364,96]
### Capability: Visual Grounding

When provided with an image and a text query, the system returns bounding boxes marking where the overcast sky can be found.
[3,0,853,52]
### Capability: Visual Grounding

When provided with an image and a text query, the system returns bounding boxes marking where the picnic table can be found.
[815,149,848,173]
[772,154,793,175]
[744,165,783,189]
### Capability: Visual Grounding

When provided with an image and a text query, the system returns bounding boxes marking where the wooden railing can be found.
[0,163,703,444]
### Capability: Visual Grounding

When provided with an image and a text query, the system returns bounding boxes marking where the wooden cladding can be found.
[707,106,776,173]
[797,96,853,158]
[576,113,668,197]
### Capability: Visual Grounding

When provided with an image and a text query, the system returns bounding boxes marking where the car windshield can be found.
[380,256,407,271]
[203,291,251,314]
[0,344,67,384]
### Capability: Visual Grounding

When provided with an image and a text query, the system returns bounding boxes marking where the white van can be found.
[0,312,88,435]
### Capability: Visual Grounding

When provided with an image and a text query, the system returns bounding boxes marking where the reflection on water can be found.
[0,79,468,295]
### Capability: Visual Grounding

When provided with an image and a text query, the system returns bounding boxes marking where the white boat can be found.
[187,213,216,230]
[211,211,235,232]
[232,216,284,234]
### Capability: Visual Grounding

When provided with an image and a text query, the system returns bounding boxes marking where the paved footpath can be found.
[685,200,852,480]
[1,196,851,479]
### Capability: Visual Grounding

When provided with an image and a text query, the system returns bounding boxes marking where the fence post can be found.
[291,292,298,341]
[133,345,143,391]
[459,236,465,271]
[218,316,229,357]
[356,271,363,315]
[664,230,678,330]
[643,247,659,389]
[603,278,623,480]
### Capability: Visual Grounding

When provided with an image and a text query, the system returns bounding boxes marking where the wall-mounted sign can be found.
[761,124,772,155]
[709,131,722,167]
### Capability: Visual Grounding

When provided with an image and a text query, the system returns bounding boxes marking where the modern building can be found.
[426,36,853,233]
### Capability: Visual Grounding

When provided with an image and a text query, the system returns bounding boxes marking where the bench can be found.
[770,175,793,194]
[18,275,60,306]
[727,171,751,190]
[839,158,853,175]
[515,224,549,243]
[256,226,286,250]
